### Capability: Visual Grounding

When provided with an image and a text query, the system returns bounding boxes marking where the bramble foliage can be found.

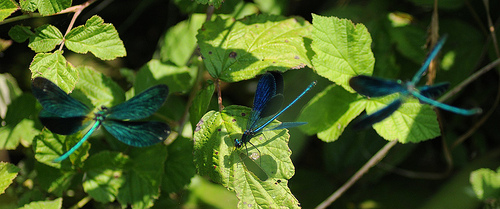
[0,0,498,208]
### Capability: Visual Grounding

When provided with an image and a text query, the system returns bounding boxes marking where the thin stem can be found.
[425,0,440,85]
[451,77,500,149]
[58,0,96,50]
[206,5,215,21]
[216,78,224,111]
[315,140,398,209]
[483,0,500,57]
[69,196,92,209]
[0,13,43,25]
[450,0,500,149]
[439,58,500,102]
[0,0,96,26]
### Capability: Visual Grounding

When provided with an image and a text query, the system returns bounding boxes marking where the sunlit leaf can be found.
[159,14,205,66]
[65,15,126,60]
[311,14,374,92]
[0,0,18,21]
[28,24,63,52]
[298,84,365,142]
[117,145,167,209]
[470,167,500,201]
[366,95,440,143]
[74,66,125,108]
[0,162,20,195]
[30,51,79,93]
[194,106,300,208]
[18,198,62,209]
[34,131,90,168]
[198,14,311,82]
[82,151,128,203]
[34,0,71,15]
[135,60,193,94]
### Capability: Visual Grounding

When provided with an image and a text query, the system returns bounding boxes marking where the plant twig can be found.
[450,0,500,149]
[216,78,224,111]
[426,0,440,85]
[315,140,398,209]
[69,196,92,209]
[439,58,500,102]
[0,0,96,26]
[58,0,96,50]
[451,79,500,149]
[483,0,500,57]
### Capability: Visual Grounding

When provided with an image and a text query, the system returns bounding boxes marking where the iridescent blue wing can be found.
[418,82,449,99]
[247,73,278,130]
[349,75,406,97]
[102,120,170,147]
[410,35,448,85]
[352,99,403,130]
[259,94,284,119]
[32,77,91,117]
[39,110,91,135]
[106,85,169,120]
[269,71,284,96]
[256,72,285,120]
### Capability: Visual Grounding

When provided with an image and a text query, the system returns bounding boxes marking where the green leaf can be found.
[19,0,37,12]
[162,136,196,193]
[189,80,215,132]
[35,162,76,196]
[298,84,365,142]
[117,145,168,209]
[18,198,62,209]
[159,14,205,66]
[254,0,287,15]
[470,167,500,201]
[189,176,238,208]
[366,95,440,143]
[34,131,90,168]
[0,162,20,195]
[0,119,38,149]
[8,25,34,43]
[2,93,37,126]
[388,25,427,65]
[82,151,128,203]
[28,24,63,52]
[195,0,224,8]
[0,73,22,119]
[35,0,71,15]
[194,106,300,208]
[65,15,126,60]
[30,51,79,93]
[135,60,193,94]
[311,14,374,92]
[0,0,18,21]
[197,14,312,82]
[74,66,125,108]
[0,93,39,149]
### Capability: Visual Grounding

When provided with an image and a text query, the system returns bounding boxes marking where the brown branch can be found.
[315,140,398,209]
